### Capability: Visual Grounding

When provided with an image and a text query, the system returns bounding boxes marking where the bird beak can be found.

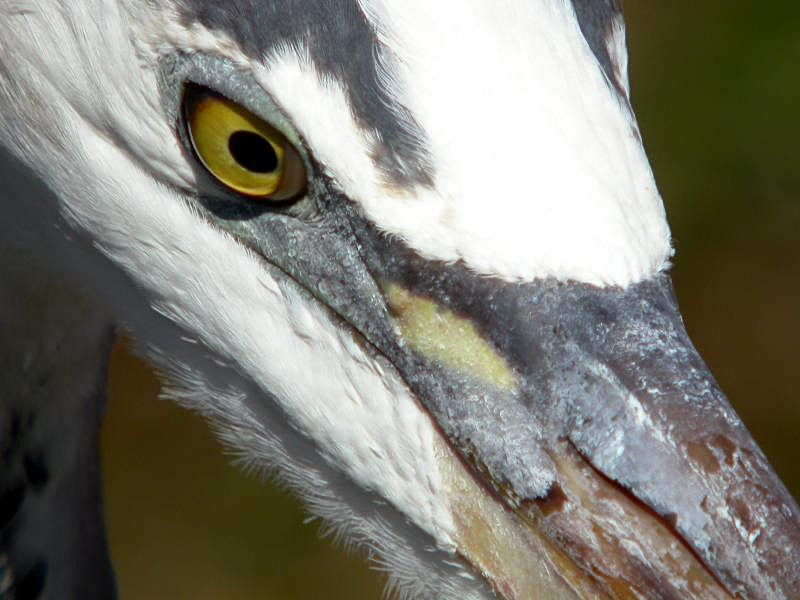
[201,200,800,598]
[354,232,800,599]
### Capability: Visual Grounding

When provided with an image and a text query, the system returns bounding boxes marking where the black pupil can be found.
[228,130,279,173]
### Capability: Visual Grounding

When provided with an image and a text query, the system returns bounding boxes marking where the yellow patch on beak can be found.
[383,283,517,392]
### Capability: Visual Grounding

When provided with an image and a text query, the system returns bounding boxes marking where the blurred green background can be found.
[101,2,800,598]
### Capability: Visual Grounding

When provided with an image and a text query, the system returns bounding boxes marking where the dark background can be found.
[101,2,800,597]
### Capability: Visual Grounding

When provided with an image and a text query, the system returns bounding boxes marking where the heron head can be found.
[1,1,798,598]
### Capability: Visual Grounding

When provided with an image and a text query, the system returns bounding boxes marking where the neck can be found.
[0,150,117,599]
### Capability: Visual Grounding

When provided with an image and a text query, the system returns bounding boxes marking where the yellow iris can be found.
[184,87,306,200]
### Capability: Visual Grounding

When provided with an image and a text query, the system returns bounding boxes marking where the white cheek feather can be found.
[70,130,457,550]
[28,115,490,600]
[259,2,672,287]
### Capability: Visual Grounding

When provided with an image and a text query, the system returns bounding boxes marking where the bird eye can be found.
[183,86,306,201]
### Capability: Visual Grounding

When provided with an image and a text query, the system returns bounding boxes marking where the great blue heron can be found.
[0,1,798,599]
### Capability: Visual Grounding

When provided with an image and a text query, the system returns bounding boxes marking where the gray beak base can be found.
[367,234,800,599]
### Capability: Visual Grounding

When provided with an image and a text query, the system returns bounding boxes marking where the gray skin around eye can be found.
[159,51,323,218]
[158,52,305,161]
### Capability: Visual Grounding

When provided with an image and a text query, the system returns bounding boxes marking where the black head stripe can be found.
[570,0,628,95]
[176,0,629,188]
[175,0,434,188]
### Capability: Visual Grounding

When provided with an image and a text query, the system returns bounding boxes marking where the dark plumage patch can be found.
[570,0,628,95]
[13,559,46,600]
[7,416,19,442]
[22,454,48,492]
[1,414,22,463]
[0,553,14,598]
[0,483,24,530]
